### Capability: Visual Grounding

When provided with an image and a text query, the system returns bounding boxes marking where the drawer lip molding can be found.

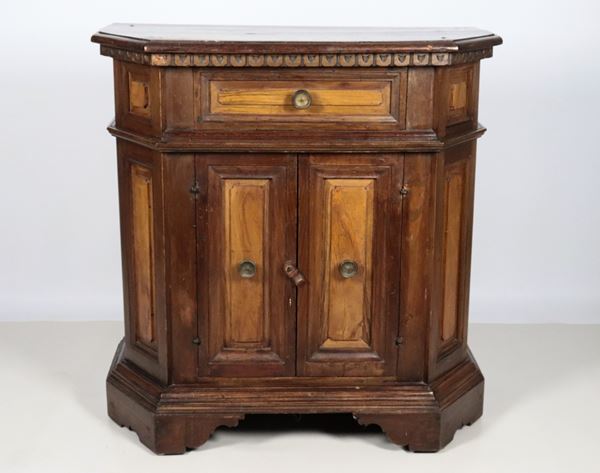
[106,122,487,152]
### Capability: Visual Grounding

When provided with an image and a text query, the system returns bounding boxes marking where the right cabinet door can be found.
[298,154,404,376]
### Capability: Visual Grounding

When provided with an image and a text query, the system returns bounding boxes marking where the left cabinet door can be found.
[196,154,297,377]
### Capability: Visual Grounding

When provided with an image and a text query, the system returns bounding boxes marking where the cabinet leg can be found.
[355,413,443,452]
[354,378,484,452]
[107,380,243,454]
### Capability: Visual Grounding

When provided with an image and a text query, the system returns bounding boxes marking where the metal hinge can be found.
[189,181,200,197]
[192,337,201,345]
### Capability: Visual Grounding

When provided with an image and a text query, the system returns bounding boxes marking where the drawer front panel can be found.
[210,80,391,120]
[197,71,405,126]
[298,154,404,377]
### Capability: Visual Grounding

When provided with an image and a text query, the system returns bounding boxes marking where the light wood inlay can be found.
[299,155,403,377]
[449,81,467,112]
[208,80,392,121]
[200,155,297,377]
[128,75,150,117]
[322,179,374,349]
[96,24,500,452]
[446,66,473,126]
[441,171,464,342]
[223,179,269,347]
[130,163,155,347]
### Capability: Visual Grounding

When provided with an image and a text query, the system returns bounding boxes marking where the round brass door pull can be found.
[292,89,312,109]
[238,260,257,278]
[339,260,359,279]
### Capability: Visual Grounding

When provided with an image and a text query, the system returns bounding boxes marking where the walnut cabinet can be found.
[92,24,502,453]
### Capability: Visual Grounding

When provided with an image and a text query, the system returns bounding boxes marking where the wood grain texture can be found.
[128,76,150,117]
[434,63,479,138]
[449,81,467,113]
[92,24,502,54]
[107,339,484,453]
[223,179,269,346]
[130,163,156,348]
[397,153,438,382]
[162,68,194,130]
[429,141,477,378]
[322,179,374,350]
[298,154,403,377]
[441,169,464,343]
[406,67,434,130]
[116,140,169,384]
[114,61,162,137]
[163,153,197,383]
[97,25,499,452]
[196,154,296,377]
[208,79,392,121]
[196,70,404,131]
[447,66,473,127]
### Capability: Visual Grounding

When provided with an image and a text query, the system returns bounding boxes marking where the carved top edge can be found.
[99,45,493,68]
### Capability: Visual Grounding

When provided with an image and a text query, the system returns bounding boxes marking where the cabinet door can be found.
[298,154,404,376]
[196,154,297,377]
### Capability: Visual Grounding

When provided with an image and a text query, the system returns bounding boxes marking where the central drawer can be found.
[196,70,406,128]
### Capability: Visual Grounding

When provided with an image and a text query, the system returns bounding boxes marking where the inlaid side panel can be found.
[223,179,269,348]
[114,61,161,136]
[128,75,150,117]
[441,170,465,344]
[433,63,480,137]
[196,154,297,377]
[116,140,168,383]
[298,154,403,377]
[321,179,374,350]
[446,65,474,127]
[430,141,476,378]
[130,164,156,350]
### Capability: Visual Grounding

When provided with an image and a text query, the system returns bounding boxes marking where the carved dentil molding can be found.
[100,46,493,68]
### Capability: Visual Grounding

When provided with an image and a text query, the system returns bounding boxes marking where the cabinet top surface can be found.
[92,23,501,53]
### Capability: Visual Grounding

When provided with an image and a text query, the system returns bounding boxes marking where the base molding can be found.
[107,340,484,453]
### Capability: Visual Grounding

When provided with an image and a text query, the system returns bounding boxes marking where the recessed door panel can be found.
[196,154,297,377]
[298,154,404,377]
[223,178,269,348]
[321,178,374,351]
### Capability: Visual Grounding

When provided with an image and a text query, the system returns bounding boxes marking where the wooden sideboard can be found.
[92,24,502,453]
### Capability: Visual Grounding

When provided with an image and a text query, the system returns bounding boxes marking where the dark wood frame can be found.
[93,24,501,454]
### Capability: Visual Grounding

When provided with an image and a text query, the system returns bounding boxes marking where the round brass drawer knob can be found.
[292,89,312,109]
[238,260,257,278]
[339,260,359,279]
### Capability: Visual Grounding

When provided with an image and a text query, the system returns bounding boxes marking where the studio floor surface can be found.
[1,322,599,473]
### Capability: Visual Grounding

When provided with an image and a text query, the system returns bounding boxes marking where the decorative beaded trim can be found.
[100,46,492,68]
